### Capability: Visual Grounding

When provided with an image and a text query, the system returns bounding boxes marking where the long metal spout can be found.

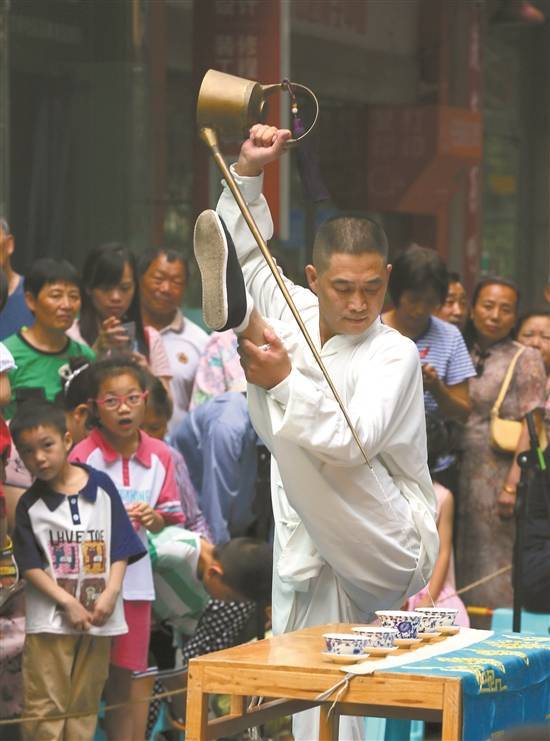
[199,126,371,467]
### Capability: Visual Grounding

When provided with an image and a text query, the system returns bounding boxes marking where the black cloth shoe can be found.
[193,209,250,331]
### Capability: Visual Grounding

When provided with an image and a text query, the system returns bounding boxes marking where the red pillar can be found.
[192,0,282,234]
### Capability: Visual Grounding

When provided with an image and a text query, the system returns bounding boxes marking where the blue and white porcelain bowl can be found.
[415,607,458,628]
[375,610,421,639]
[413,609,441,633]
[323,632,368,656]
[351,626,398,648]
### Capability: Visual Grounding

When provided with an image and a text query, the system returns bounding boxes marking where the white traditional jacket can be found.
[217,169,439,636]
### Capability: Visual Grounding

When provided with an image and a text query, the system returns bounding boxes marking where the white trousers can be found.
[278,565,364,740]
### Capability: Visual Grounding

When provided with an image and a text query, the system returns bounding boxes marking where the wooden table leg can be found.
[319,703,339,741]
[230,694,245,716]
[441,679,462,741]
[186,664,208,741]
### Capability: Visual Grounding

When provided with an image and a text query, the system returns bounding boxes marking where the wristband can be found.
[502,484,516,495]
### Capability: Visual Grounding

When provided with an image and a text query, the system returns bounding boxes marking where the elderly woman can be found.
[516,308,550,438]
[456,278,546,610]
[514,307,550,613]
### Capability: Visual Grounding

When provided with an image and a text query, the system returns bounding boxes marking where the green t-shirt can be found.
[3,330,95,419]
[148,526,210,638]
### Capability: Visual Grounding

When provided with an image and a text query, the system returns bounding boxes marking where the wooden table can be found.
[185,623,462,740]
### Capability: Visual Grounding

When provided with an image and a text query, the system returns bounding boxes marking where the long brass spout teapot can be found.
[195,69,372,467]
[196,69,318,146]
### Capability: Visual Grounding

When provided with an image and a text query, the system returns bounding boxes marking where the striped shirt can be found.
[415,315,476,415]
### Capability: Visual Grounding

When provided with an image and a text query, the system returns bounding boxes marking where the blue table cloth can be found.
[384,632,550,740]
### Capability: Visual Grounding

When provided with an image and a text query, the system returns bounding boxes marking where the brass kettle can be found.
[194,69,370,466]
[196,69,318,146]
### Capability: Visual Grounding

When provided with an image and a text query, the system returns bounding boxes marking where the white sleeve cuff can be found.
[267,371,292,407]
[222,164,264,204]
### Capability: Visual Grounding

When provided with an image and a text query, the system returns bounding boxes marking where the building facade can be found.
[0,0,548,305]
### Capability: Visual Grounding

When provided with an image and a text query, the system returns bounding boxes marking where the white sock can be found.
[233,290,254,334]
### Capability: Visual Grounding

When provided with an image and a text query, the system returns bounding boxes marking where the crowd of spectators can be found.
[0,213,549,739]
[0,221,271,740]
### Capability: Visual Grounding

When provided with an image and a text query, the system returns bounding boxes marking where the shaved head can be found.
[312,215,389,274]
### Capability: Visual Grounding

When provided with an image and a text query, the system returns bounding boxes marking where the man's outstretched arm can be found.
[216,125,317,324]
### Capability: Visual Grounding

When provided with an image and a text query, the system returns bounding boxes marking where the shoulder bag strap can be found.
[491,346,525,418]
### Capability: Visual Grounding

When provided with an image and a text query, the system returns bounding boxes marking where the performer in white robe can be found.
[197,125,439,739]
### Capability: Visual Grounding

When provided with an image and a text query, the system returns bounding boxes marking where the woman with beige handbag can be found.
[455,277,546,617]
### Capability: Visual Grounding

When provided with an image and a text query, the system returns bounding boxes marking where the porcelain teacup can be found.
[375,610,421,639]
[415,607,458,628]
[323,632,368,656]
[351,626,398,648]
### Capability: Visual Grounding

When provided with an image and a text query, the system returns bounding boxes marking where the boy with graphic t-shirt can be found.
[11,402,145,741]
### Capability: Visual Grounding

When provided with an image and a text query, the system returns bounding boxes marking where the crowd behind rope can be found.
[0,214,549,739]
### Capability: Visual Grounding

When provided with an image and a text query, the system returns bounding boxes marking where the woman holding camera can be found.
[68,242,171,381]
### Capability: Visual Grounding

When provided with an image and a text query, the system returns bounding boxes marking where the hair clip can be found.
[63,363,90,394]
